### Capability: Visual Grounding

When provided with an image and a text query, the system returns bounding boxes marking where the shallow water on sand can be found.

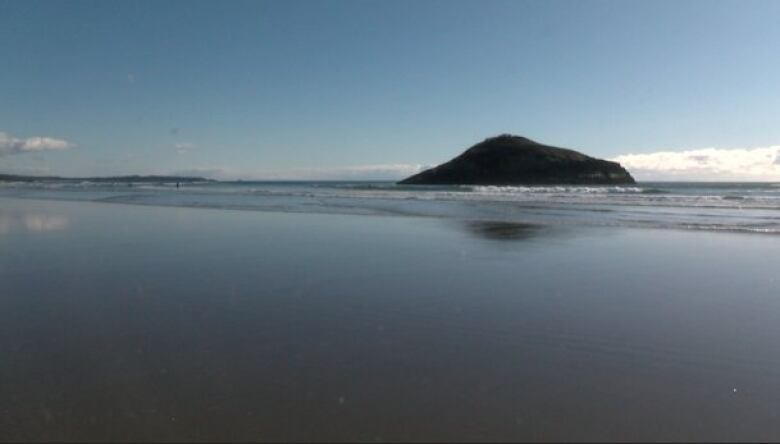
[1,197,780,441]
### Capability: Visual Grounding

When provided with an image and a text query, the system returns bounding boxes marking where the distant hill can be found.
[0,174,212,183]
[399,134,635,185]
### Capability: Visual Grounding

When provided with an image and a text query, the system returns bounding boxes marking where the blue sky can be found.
[2,0,780,180]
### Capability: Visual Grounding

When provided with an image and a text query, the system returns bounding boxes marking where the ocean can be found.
[1,180,779,234]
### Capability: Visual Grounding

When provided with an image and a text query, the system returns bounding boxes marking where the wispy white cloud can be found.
[289,163,426,180]
[171,164,427,181]
[612,145,780,181]
[171,167,232,179]
[0,132,75,157]
[174,143,195,154]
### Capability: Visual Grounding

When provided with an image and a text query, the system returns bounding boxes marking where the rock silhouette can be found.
[399,134,635,185]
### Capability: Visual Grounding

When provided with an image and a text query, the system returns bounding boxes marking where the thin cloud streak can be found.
[290,164,426,180]
[174,143,195,154]
[172,164,427,181]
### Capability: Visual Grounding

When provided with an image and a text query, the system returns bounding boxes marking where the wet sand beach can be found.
[1,197,779,441]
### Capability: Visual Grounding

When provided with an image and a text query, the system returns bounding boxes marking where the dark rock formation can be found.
[399,134,635,185]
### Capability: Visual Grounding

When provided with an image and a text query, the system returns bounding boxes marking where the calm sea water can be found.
[1,189,780,441]
[1,180,779,234]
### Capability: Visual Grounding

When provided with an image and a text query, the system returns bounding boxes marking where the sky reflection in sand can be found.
[0,210,69,235]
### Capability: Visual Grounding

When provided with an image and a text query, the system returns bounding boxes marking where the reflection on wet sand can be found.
[0,211,69,235]
[461,220,544,241]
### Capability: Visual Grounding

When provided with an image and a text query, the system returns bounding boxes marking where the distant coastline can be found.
[0,173,212,183]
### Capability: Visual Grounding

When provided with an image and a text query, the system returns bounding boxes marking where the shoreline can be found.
[2,186,779,236]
